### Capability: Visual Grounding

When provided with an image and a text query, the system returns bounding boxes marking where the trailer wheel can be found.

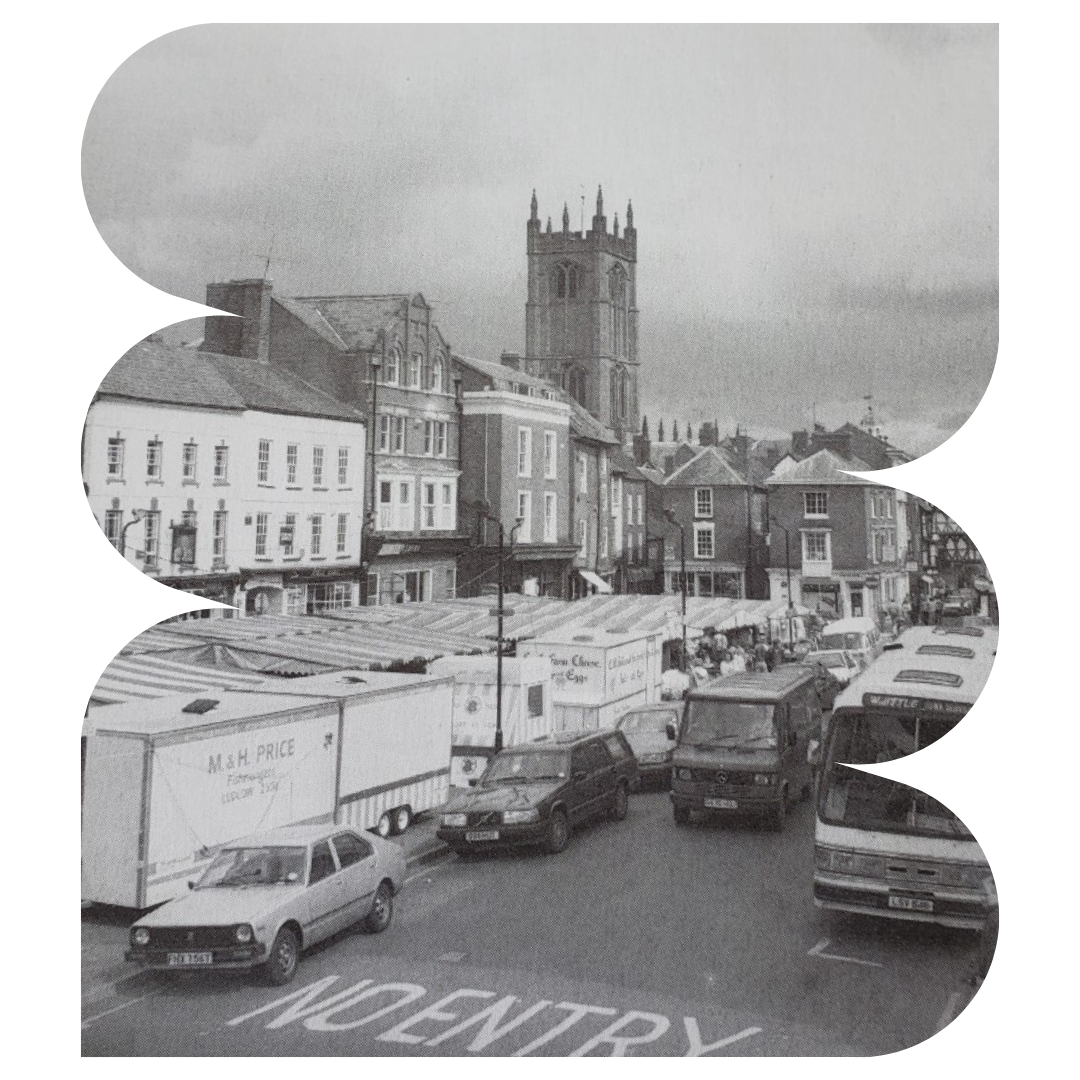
[375,812,392,838]
[391,806,412,835]
[263,927,300,986]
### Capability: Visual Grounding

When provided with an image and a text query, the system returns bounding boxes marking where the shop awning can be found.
[578,570,613,594]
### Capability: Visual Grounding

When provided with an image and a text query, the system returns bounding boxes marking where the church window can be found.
[609,265,628,357]
[553,263,580,300]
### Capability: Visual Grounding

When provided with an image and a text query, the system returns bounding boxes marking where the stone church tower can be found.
[522,187,639,439]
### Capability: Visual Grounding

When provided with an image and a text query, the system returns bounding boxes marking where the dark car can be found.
[436,731,639,856]
[615,703,681,788]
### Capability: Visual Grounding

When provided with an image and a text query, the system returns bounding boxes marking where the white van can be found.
[817,616,882,671]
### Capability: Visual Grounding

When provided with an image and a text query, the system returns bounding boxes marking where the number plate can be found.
[888,895,934,913]
[465,830,499,842]
[704,798,738,810]
[167,951,213,965]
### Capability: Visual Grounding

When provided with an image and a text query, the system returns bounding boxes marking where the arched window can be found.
[610,369,618,422]
[409,353,423,389]
[567,266,578,299]
[609,265,627,357]
[430,355,444,393]
[554,266,566,299]
[553,263,580,301]
[384,347,401,385]
[619,367,629,420]
[564,366,587,406]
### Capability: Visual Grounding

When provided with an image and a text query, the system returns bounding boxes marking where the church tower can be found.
[523,187,639,439]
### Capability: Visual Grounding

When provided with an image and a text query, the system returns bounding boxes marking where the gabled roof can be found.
[609,447,648,482]
[454,353,558,395]
[275,294,421,353]
[662,445,749,487]
[765,447,873,485]
[98,340,364,423]
[569,400,620,445]
[638,464,667,485]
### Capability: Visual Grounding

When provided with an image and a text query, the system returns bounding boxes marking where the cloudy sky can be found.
[82,23,997,456]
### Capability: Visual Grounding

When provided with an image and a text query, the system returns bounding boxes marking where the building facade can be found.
[517,187,640,441]
[610,449,652,593]
[83,340,367,616]
[765,449,909,623]
[568,403,621,598]
[654,446,768,600]
[455,356,578,598]
[203,282,467,604]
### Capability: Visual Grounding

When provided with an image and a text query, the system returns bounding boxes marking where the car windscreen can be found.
[482,749,570,783]
[617,709,677,734]
[196,846,308,888]
[681,699,775,749]
[822,633,864,651]
[809,652,848,668]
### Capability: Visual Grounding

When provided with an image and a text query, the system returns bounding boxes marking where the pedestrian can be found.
[968,876,999,988]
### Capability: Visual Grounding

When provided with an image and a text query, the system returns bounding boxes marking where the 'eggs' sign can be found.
[530,641,648,705]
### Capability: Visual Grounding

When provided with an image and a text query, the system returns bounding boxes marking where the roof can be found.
[833,646,994,710]
[569,400,620,445]
[819,616,879,635]
[638,465,667,485]
[99,340,364,423]
[609,447,648,482]
[765,447,874,485]
[689,667,817,700]
[663,445,750,487]
[275,294,410,353]
[528,730,611,747]
[88,652,270,709]
[454,354,558,395]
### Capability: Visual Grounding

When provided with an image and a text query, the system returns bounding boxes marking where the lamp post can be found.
[361,356,381,605]
[770,517,794,653]
[120,509,148,560]
[664,508,687,672]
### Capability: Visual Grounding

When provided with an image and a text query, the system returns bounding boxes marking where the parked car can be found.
[437,730,639,856]
[615,702,682,788]
[803,649,860,686]
[125,823,407,986]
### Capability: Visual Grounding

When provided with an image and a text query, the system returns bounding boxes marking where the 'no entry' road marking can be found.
[807,938,884,968]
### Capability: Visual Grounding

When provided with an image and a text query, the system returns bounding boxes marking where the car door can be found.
[330,831,377,926]
[567,746,594,825]
[304,839,345,945]
[589,737,618,808]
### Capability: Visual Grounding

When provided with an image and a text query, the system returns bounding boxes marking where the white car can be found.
[125,823,407,985]
[803,649,860,686]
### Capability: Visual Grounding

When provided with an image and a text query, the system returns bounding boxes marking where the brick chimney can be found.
[632,432,651,467]
[202,279,273,362]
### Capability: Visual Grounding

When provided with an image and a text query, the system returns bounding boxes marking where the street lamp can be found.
[471,501,524,752]
[361,356,382,605]
[664,508,688,673]
[770,517,795,654]
[120,509,148,559]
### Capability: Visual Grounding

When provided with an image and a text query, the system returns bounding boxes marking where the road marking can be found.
[82,988,160,1029]
[438,952,468,963]
[807,938,884,968]
[406,856,451,886]
[935,990,965,1033]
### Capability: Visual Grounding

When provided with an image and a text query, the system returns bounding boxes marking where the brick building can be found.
[202,282,467,604]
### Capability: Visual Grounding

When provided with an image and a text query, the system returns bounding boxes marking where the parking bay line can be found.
[807,938,884,968]
[82,988,161,1029]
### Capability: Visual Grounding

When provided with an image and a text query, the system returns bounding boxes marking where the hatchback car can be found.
[125,823,407,986]
[615,703,682,788]
[437,730,638,855]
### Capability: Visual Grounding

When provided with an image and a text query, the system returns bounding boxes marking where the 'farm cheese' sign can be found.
[533,641,648,705]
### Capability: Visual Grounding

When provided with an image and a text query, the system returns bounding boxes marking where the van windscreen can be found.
[822,632,863,651]
[682,700,776,749]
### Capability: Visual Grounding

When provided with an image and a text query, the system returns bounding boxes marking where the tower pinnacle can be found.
[596,185,604,218]
[562,203,570,233]
[626,200,634,230]
[530,189,538,222]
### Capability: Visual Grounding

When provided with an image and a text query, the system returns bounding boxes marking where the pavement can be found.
[81,810,451,1007]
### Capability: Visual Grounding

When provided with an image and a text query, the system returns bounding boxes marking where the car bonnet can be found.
[135,882,306,928]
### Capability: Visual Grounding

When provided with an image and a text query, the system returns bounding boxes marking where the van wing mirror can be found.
[666,722,677,741]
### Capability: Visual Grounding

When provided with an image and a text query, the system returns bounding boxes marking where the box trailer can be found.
[518,629,659,733]
[427,655,554,786]
[82,672,454,909]
[279,670,454,837]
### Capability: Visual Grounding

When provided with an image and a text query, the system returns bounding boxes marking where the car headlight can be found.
[501,809,540,824]
[234,924,253,944]
[753,773,774,786]
[639,752,669,765]
[441,813,467,827]
[938,863,991,889]
[814,846,885,876]
[676,768,693,781]
[131,926,150,947]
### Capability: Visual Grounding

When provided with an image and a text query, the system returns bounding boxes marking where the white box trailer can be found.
[427,655,555,786]
[82,672,454,909]
[282,671,454,837]
[518,629,658,733]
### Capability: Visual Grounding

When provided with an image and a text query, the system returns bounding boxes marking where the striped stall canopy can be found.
[89,653,270,709]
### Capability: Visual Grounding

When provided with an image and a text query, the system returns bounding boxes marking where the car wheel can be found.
[374,812,392,838]
[391,806,412,835]
[364,881,394,933]
[610,782,629,821]
[673,805,691,826]
[263,927,300,986]
[544,809,569,854]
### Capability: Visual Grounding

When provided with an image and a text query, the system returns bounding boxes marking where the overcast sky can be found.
[82,23,997,456]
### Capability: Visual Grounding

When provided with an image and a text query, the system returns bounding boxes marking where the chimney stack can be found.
[202,279,273,362]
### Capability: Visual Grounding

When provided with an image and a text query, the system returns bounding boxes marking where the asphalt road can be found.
[82,792,981,1057]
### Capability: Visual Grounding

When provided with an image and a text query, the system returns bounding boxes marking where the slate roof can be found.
[765,447,873,484]
[662,445,750,487]
[454,353,559,395]
[275,294,413,353]
[98,340,364,423]
[569,400,620,445]
[610,447,648,482]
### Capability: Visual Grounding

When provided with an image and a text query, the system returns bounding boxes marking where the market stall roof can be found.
[89,653,271,708]
[578,570,613,594]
